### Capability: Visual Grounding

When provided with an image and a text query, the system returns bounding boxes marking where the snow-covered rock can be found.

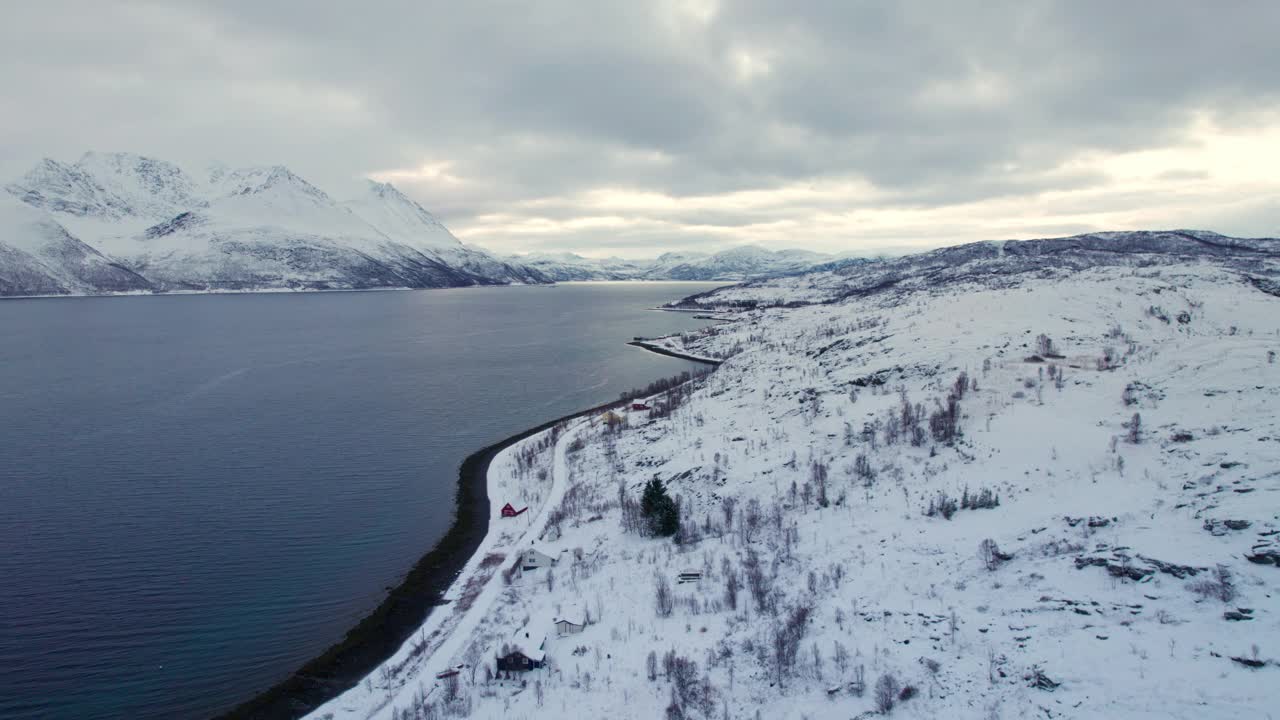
[0,152,548,296]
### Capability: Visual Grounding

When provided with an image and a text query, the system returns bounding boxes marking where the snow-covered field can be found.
[311,253,1279,719]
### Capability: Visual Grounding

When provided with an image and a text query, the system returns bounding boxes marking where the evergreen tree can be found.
[640,478,680,537]
[641,478,666,517]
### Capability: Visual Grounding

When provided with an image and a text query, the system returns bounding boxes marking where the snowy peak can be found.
[344,180,459,248]
[640,244,834,280]
[1,152,551,296]
[6,152,202,221]
[212,165,330,202]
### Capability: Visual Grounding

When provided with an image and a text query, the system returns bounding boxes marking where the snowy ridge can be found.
[315,243,1279,719]
[671,230,1280,309]
[0,152,549,296]
[508,245,854,282]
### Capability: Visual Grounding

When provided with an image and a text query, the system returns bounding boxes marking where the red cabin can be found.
[631,402,651,411]
[500,502,529,518]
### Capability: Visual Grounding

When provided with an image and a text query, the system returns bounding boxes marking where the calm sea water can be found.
[0,283,722,720]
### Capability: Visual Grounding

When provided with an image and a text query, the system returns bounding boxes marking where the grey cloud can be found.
[2,1,1279,255]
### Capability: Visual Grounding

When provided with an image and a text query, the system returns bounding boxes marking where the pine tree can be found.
[641,478,680,537]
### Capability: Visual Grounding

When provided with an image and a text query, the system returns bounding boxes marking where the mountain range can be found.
[671,229,1280,309]
[0,152,549,297]
[508,246,860,282]
[0,152,843,298]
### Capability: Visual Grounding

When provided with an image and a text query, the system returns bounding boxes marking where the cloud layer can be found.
[3,1,1278,256]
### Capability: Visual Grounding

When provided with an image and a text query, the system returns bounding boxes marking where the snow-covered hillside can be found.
[0,193,151,296]
[347,182,545,286]
[1,152,549,296]
[508,246,853,282]
[311,237,1280,720]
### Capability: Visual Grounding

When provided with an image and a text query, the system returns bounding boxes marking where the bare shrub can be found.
[978,539,1012,571]
[1188,564,1236,603]
[1035,334,1059,357]
[875,673,901,713]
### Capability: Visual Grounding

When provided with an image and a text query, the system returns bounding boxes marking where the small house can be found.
[554,605,586,636]
[500,503,528,518]
[519,548,556,571]
[496,626,546,673]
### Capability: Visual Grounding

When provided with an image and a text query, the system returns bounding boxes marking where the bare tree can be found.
[723,565,740,611]
[655,573,674,618]
[854,454,875,487]
[875,673,900,713]
[978,539,1012,571]
[770,604,812,687]
[811,459,829,507]
[1035,334,1057,357]
[721,496,736,532]
[743,550,772,614]
[1127,412,1142,444]
[833,640,849,676]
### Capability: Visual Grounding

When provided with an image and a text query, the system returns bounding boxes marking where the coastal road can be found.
[310,417,587,719]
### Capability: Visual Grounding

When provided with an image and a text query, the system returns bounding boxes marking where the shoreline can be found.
[218,343,721,720]
[0,279,728,302]
[626,340,724,365]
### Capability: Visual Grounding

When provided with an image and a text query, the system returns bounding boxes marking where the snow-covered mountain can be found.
[346,181,545,286]
[672,230,1280,309]
[508,252,648,281]
[507,245,845,282]
[0,193,151,296]
[309,231,1280,720]
[1,152,549,296]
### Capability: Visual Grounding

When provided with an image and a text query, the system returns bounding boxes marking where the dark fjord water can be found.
[0,283,722,720]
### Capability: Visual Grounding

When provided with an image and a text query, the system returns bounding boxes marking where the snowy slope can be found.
[0,193,151,296]
[347,181,548,286]
[312,239,1280,720]
[1,153,548,296]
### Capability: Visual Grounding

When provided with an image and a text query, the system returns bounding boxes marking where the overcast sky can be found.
[3,1,1278,258]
